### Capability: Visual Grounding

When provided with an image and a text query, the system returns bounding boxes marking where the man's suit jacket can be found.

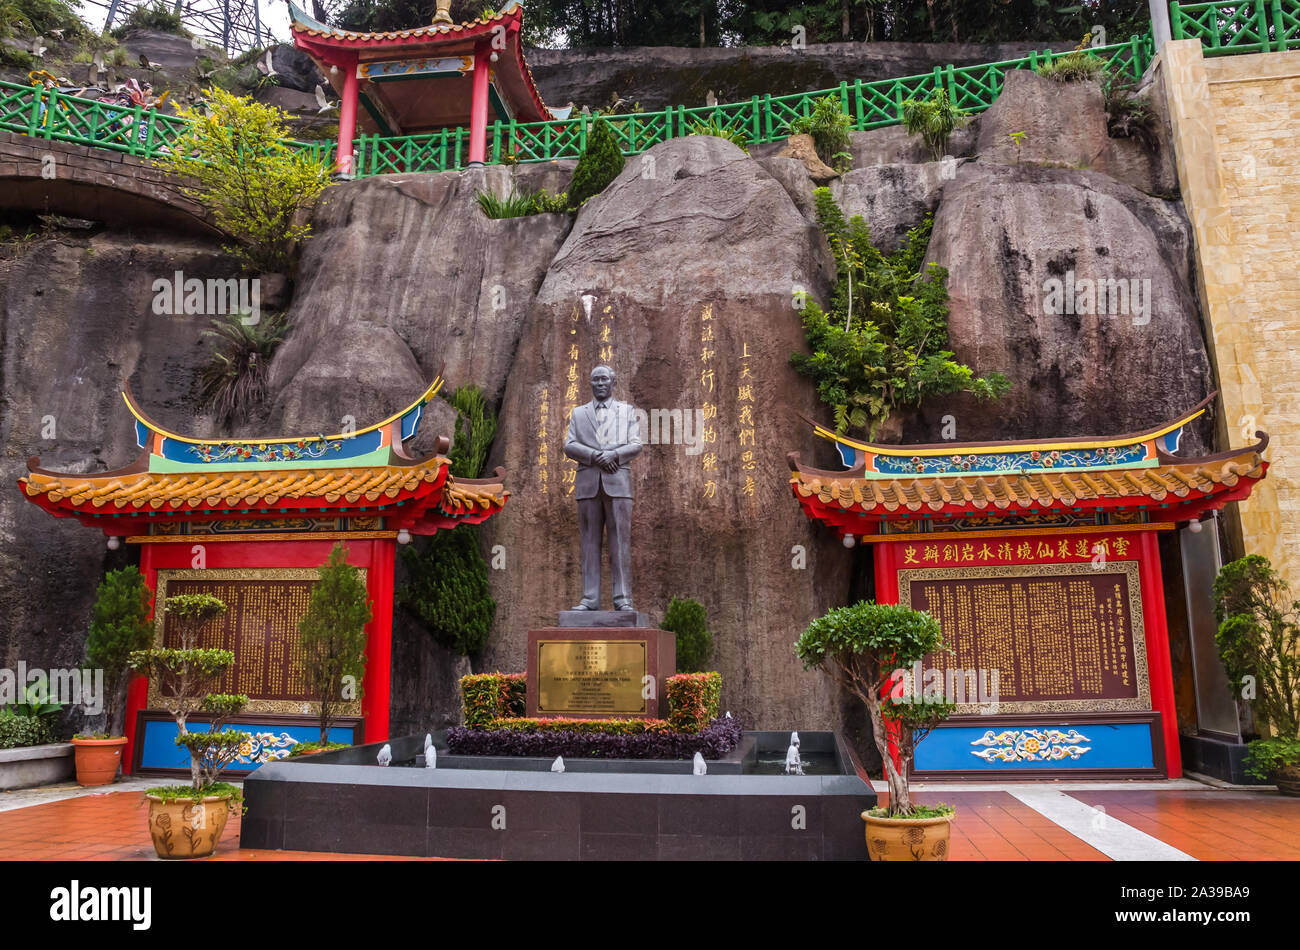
[564,398,642,499]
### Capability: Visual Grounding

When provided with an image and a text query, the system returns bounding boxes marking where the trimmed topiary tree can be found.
[567,117,625,210]
[660,597,714,673]
[84,566,155,737]
[299,542,372,743]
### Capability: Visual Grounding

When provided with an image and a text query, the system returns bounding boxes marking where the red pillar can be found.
[1138,530,1182,777]
[335,58,360,176]
[360,538,395,743]
[121,542,158,775]
[467,41,492,164]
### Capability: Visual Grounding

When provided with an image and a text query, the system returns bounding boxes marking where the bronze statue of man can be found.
[564,366,642,610]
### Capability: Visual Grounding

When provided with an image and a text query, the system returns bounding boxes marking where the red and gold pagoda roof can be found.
[788,395,1269,537]
[288,0,567,135]
[18,377,508,538]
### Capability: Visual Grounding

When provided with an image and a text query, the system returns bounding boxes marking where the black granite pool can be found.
[241,730,876,860]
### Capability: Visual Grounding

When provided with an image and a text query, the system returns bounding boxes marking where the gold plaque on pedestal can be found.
[537,640,647,715]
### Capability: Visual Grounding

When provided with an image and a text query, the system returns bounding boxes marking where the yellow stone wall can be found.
[1162,41,1300,582]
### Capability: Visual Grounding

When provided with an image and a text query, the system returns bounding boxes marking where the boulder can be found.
[270,43,327,94]
[975,68,1178,196]
[118,29,203,71]
[775,133,839,184]
[265,167,572,428]
[831,161,953,252]
[480,135,851,730]
[906,162,1213,451]
[849,120,978,166]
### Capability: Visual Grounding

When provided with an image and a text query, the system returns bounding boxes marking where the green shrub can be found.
[84,566,154,737]
[194,311,289,427]
[1102,73,1156,145]
[111,0,191,39]
[485,716,672,735]
[154,87,332,272]
[567,118,625,210]
[787,95,853,172]
[444,384,497,478]
[660,597,713,673]
[0,0,88,42]
[791,188,1009,438]
[666,671,721,732]
[796,601,948,818]
[1213,555,1300,779]
[476,186,570,219]
[0,708,55,748]
[460,672,526,727]
[901,88,967,161]
[1035,51,1108,83]
[298,543,372,743]
[687,119,749,153]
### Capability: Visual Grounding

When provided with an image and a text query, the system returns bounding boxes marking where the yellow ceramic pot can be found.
[861,810,954,861]
[146,794,232,859]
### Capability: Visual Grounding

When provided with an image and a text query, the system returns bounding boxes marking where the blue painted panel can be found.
[159,428,383,466]
[915,721,1154,771]
[139,719,358,773]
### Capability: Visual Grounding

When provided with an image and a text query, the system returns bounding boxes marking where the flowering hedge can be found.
[445,714,742,760]
[460,672,526,727]
[666,672,721,732]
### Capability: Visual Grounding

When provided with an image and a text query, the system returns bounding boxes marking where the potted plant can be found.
[129,593,251,858]
[796,601,956,860]
[298,542,371,748]
[73,566,154,785]
[1212,555,1300,795]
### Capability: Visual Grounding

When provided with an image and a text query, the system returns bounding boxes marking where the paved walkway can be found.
[1,779,1296,860]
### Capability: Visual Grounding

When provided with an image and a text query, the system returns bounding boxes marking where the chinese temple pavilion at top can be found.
[787,395,1269,781]
[287,0,570,175]
[19,376,508,774]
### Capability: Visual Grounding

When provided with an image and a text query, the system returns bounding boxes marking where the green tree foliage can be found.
[1213,555,1300,778]
[397,383,499,656]
[84,566,154,737]
[901,88,967,161]
[195,311,289,426]
[445,384,498,478]
[791,188,1009,439]
[796,601,947,816]
[567,118,625,210]
[154,87,332,273]
[660,597,714,673]
[111,0,191,38]
[0,0,89,42]
[788,95,852,171]
[299,543,373,742]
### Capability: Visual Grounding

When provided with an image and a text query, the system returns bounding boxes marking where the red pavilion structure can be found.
[19,376,507,774]
[787,395,1269,780]
[287,0,570,175]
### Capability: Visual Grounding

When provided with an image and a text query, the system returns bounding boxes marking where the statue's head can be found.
[590,366,615,402]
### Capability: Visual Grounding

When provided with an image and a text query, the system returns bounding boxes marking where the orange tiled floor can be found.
[0,792,441,861]
[1,787,1297,860]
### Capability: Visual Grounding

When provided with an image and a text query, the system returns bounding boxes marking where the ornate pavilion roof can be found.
[787,395,1269,536]
[287,0,569,135]
[18,376,508,537]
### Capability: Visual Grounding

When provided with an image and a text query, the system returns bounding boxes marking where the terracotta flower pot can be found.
[861,810,954,861]
[71,736,128,786]
[1275,764,1300,797]
[146,794,233,859]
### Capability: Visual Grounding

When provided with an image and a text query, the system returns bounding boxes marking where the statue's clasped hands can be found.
[593,450,620,474]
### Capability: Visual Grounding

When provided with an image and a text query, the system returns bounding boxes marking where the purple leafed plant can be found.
[445,716,743,760]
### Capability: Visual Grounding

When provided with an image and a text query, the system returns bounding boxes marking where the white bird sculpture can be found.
[377,743,392,767]
[791,730,800,748]
[138,53,163,72]
[551,755,565,773]
[785,742,804,776]
[693,751,707,775]
[424,733,433,751]
[313,84,338,115]
[705,89,717,107]
[425,745,437,769]
[256,48,278,78]
[30,37,48,58]
[725,711,732,718]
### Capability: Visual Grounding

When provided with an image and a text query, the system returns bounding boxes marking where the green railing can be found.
[0,4,1292,180]
[1171,0,1300,52]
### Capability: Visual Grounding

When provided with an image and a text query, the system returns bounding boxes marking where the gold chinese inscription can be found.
[898,562,1150,714]
[150,568,363,716]
[536,640,647,715]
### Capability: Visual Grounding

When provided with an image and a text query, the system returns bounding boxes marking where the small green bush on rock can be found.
[660,597,713,673]
[567,118,625,210]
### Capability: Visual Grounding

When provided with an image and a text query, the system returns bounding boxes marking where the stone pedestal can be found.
[526,613,675,718]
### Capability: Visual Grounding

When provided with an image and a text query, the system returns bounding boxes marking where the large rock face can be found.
[480,136,851,730]
[911,162,1213,450]
[0,231,238,730]
[266,165,573,439]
